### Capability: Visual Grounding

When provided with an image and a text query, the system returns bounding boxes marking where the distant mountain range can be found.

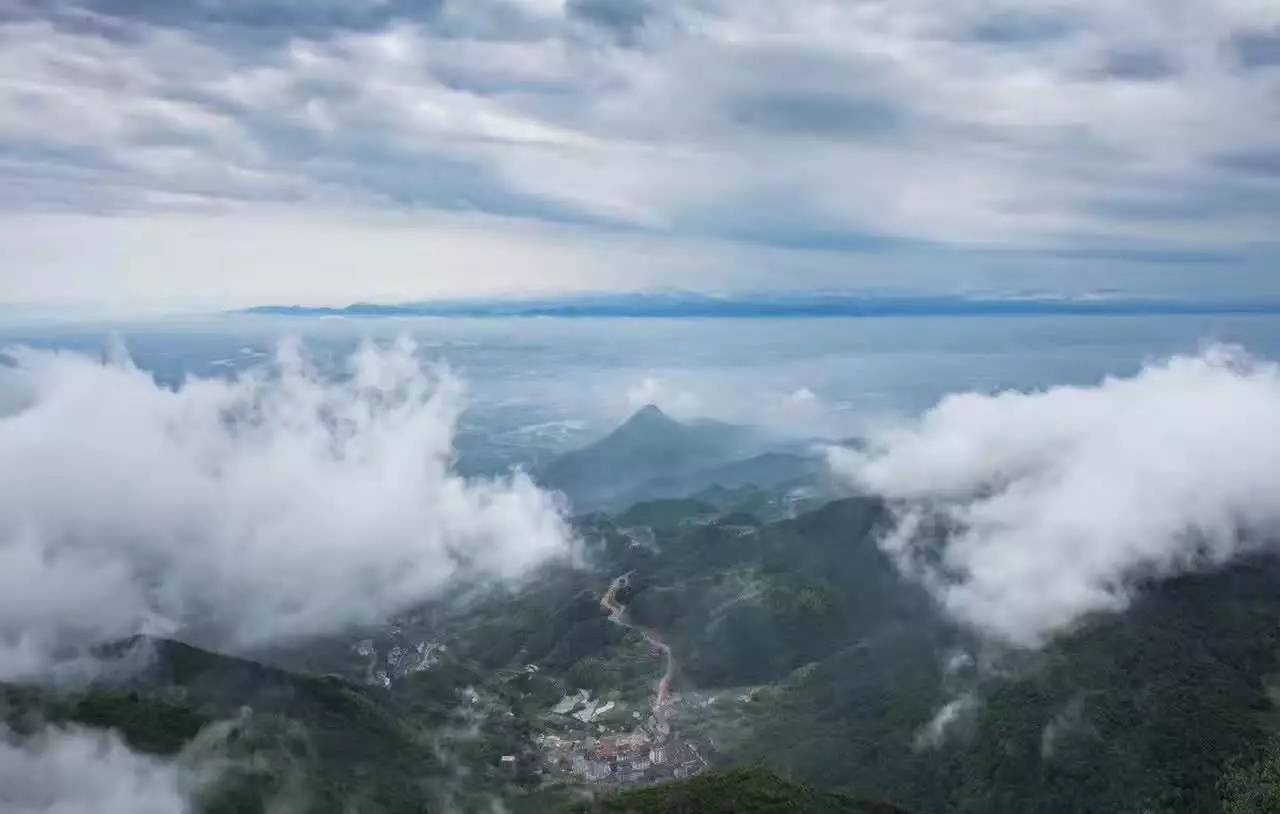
[236,292,1280,319]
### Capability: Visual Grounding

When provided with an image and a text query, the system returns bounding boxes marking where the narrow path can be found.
[601,572,675,716]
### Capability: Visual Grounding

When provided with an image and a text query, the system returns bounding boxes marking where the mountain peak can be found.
[632,403,668,420]
[614,404,678,435]
[538,404,761,510]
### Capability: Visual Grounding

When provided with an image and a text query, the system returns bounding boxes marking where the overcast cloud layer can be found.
[831,346,1280,647]
[0,338,572,678]
[2,0,1280,305]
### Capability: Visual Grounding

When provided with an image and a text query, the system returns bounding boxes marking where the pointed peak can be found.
[612,404,680,437]
[633,404,667,420]
[624,404,676,426]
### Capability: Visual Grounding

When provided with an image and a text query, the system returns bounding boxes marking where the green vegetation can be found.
[0,684,210,754]
[689,555,1280,813]
[934,564,1280,813]
[424,487,1280,812]
[541,490,1280,813]
[573,767,908,813]
[2,638,516,813]
[1221,735,1280,813]
[621,498,946,687]
[440,418,1280,811]
[616,498,718,529]
[11,463,1280,812]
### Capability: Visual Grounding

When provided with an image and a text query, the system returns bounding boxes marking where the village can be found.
[347,570,714,790]
[531,572,710,787]
[534,691,709,787]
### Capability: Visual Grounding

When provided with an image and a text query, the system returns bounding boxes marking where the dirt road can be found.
[602,572,675,714]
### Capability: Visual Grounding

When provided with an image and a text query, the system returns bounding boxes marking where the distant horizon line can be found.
[235,292,1280,319]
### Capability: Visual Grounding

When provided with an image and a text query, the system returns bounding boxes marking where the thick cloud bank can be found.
[0,338,572,678]
[0,725,194,814]
[830,346,1280,647]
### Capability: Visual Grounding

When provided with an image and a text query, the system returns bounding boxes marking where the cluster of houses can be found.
[536,708,707,788]
[353,634,446,689]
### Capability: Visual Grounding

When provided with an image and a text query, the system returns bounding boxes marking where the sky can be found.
[3,0,1280,308]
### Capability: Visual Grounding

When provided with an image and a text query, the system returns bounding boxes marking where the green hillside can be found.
[1,638,515,813]
[9,455,1280,813]
[574,767,909,813]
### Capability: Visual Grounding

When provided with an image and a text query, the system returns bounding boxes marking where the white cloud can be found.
[623,376,703,419]
[913,692,978,750]
[1040,696,1090,759]
[831,345,1280,647]
[0,725,197,814]
[618,373,855,439]
[0,337,573,678]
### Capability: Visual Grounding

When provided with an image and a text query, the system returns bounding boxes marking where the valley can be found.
[8,405,1280,812]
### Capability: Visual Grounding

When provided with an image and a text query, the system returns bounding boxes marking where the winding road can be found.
[601,572,675,716]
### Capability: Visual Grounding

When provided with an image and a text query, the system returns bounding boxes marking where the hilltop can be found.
[537,405,830,512]
[537,405,761,510]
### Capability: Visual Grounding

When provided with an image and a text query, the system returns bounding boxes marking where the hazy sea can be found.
[4,313,1280,470]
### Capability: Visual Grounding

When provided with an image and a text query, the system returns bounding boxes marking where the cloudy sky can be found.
[3,0,1280,307]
